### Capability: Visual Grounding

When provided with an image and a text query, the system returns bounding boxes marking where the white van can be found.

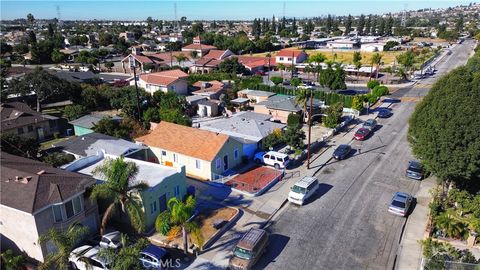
[288,176,319,205]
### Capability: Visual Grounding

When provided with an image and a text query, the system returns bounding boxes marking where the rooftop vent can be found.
[37,170,46,175]
[21,176,32,184]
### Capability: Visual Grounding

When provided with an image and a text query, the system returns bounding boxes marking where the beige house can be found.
[0,152,99,262]
[136,121,244,181]
[135,69,189,95]
[237,89,276,104]
[253,95,302,124]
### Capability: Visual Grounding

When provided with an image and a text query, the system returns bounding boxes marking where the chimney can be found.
[15,176,20,181]
[37,170,46,175]
[21,176,32,184]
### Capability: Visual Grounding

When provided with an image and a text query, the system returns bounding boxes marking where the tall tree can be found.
[292,17,297,35]
[378,17,385,36]
[370,52,382,79]
[365,15,372,35]
[371,16,377,35]
[455,14,464,32]
[91,157,148,235]
[155,196,204,255]
[326,15,333,34]
[386,16,394,36]
[353,51,362,81]
[8,67,73,111]
[38,223,90,270]
[271,15,276,33]
[408,64,480,183]
[357,14,365,36]
[27,13,35,27]
[344,14,353,35]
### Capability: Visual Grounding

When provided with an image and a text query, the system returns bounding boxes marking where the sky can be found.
[0,0,473,21]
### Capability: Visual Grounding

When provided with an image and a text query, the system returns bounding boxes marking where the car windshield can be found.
[391,200,406,208]
[291,185,306,194]
[338,145,349,153]
[357,129,367,135]
[365,120,375,126]
[408,165,423,173]
[233,247,253,260]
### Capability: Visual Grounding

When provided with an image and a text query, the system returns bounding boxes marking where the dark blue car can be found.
[139,244,168,269]
[377,109,393,118]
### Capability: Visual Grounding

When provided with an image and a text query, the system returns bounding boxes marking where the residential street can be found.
[255,39,476,270]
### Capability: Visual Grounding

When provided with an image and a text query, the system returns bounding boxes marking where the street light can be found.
[129,55,142,122]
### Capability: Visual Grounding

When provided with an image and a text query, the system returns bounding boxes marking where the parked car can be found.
[282,80,290,86]
[139,244,169,269]
[99,231,122,249]
[388,192,414,217]
[362,119,377,131]
[354,128,371,141]
[406,160,424,180]
[288,176,320,205]
[377,109,393,118]
[69,245,110,270]
[229,228,269,270]
[332,144,352,160]
[254,151,290,169]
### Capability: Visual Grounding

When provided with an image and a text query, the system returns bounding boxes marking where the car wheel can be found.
[255,158,261,164]
[274,164,280,169]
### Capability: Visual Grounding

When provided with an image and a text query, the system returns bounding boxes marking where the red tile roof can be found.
[194,58,222,67]
[204,50,232,60]
[192,80,225,94]
[276,49,306,58]
[139,69,188,86]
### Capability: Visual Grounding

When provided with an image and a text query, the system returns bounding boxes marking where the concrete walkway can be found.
[395,177,437,270]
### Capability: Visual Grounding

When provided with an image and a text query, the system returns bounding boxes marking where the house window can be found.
[234,148,239,160]
[279,57,284,61]
[28,125,33,132]
[288,57,292,61]
[161,151,167,156]
[64,196,83,219]
[17,127,24,134]
[150,201,157,214]
[215,158,221,169]
[52,204,63,222]
[173,153,178,163]
[174,186,180,198]
[195,160,201,169]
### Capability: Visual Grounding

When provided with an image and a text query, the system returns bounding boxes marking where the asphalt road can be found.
[256,39,476,270]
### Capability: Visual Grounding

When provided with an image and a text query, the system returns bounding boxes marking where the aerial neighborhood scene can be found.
[1,0,480,269]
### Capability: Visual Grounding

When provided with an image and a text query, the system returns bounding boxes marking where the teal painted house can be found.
[69,114,122,136]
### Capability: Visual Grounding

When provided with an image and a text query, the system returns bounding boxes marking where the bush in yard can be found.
[367,79,380,90]
[42,152,75,167]
[270,76,283,85]
[63,104,87,121]
[287,113,301,128]
[282,126,305,150]
[323,102,343,129]
[351,96,364,111]
[372,85,389,97]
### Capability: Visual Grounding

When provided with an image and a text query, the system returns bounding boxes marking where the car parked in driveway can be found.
[139,244,169,269]
[362,119,377,131]
[69,245,110,270]
[254,151,290,169]
[99,231,122,249]
[388,192,414,217]
[377,109,393,118]
[406,160,424,180]
[332,144,352,160]
[354,128,371,141]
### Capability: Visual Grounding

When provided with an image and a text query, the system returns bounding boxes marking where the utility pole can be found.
[291,51,294,80]
[129,56,142,122]
[307,90,313,169]
[267,51,271,82]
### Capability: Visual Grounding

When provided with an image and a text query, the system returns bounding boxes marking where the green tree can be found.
[91,157,148,235]
[384,41,399,51]
[218,57,246,74]
[282,126,305,150]
[0,133,39,158]
[51,49,66,63]
[63,104,86,121]
[105,61,114,71]
[27,13,35,26]
[353,51,362,80]
[42,152,75,167]
[351,96,364,111]
[295,87,309,123]
[291,77,302,89]
[370,53,382,79]
[344,15,353,35]
[270,76,283,85]
[143,107,160,123]
[287,113,301,128]
[323,102,343,128]
[110,86,150,120]
[155,196,204,255]
[38,223,90,270]
[396,51,415,75]
[372,85,389,97]
[98,238,149,270]
[434,210,468,239]
[277,63,286,77]
[1,250,24,270]
[174,54,188,67]
[408,65,480,183]
[357,15,365,35]
[367,79,380,90]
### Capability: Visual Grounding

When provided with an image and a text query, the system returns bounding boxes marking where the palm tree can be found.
[353,51,362,82]
[295,87,310,124]
[434,210,468,239]
[190,51,198,59]
[91,157,148,235]
[370,53,382,80]
[38,223,90,270]
[308,53,326,82]
[277,63,286,78]
[174,54,188,67]
[155,196,204,255]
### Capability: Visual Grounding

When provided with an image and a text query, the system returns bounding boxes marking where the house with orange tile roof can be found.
[235,55,275,73]
[121,53,162,73]
[181,36,217,57]
[192,80,226,100]
[135,69,189,95]
[136,121,244,181]
[189,49,235,74]
[275,49,308,65]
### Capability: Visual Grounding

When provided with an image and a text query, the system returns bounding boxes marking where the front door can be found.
[158,195,167,213]
[223,155,228,171]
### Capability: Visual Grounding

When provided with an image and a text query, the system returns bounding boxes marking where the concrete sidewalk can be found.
[395,176,437,270]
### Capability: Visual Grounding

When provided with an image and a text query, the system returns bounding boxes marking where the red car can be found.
[354,128,371,141]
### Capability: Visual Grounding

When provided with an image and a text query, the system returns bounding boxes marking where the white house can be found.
[275,49,308,65]
[360,43,385,52]
[326,39,359,49]
[135,69,189,95]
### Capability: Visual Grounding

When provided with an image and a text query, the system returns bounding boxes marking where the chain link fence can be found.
[422,257,480,270]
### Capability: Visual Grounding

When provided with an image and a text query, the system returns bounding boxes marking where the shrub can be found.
[42,152,75,167]
[323,102,343,129]
[372,85,389,97]
[367,80,380,90]
[287,113,301,128]
[270,76,283,85]
[63,104,87,121]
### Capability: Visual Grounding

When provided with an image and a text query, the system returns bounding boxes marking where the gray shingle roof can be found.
[1,102,50,131]
[0,152,95,214]
[53,132,144,157]
[199,112,285,143]
[256,96,302,112]
[69,114,122,129]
